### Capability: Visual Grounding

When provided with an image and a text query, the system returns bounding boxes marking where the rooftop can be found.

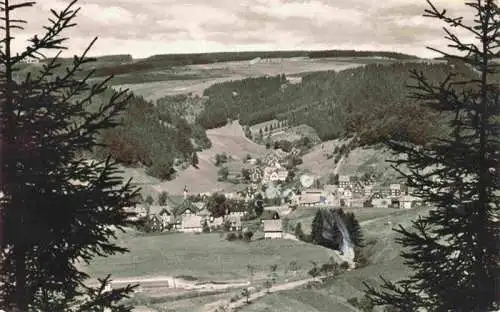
[264,219,283,232]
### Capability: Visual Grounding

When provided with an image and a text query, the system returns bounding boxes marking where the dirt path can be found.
[202,277,318,312]
[333,155,345,175]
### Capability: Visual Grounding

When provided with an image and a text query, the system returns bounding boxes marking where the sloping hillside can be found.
[153,121,267,195]
[241,206,431,312]
[298,140,404,184]
[197,61,476,145]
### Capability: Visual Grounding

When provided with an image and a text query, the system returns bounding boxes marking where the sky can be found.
[9,0,480,59]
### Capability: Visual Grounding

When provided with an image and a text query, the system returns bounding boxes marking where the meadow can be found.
[85,231,334,283]
[239,206,432,312]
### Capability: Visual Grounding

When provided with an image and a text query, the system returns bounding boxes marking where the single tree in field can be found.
[364,1,499,311]
[0,0,139,310]
[241,287,251,304]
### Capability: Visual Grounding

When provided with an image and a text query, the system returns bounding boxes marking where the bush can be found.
[320,262,337,276]
[226,232,238,241]
[340,261,350,270]
[243,231,254,242]
[215,153,228,166]
[202,220,210,233]
[238,232,244,240]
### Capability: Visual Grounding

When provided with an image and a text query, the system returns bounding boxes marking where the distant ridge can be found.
[143,49,419,66]
[41,50,419,66]
[42,54,133,63]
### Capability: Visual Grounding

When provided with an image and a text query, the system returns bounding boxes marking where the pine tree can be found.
[319,209,363,250]
[364,1,499,311]
[0,1,139,310]
[311,209,325,245]
[158,191,168,206]
[343,212,364,247]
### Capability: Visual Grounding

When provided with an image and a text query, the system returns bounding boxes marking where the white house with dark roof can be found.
[264,219,283,239]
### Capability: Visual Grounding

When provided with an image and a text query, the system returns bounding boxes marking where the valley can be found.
[69,53,454,312]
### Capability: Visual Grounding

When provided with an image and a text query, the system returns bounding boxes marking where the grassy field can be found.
[85,231,334,283]
[112,58,369,102]
[239,206,432,312]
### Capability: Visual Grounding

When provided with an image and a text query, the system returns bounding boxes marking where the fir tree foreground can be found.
[364,1,499,311]
[0,0,140,311]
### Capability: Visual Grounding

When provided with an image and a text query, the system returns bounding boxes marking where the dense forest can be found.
[197,61,478,145]
[93,90,211,180]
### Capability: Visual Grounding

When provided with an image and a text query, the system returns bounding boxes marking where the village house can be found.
[180,215,203,233]
[351,181,364,197]
[401,195,423,209]
[341,188,353,199]
[250,167,263,183]
[135,205,148,219]
[276,169,288,181]
[149,205,174,228]
[269,171,280,182]
[364,185,374,197]
[173,199,199,217]
[339,175,350,188]
[264,219,283,239]
[227,204,246,218]
[400,195,414,209]
[390,198,401,209]
[323,184,337,194]
[226,214,242,232]
[369,191,390,208]
[247,158,258,165]
[389,184,402,197]
[299,189,323,206]
[197,206,211,221]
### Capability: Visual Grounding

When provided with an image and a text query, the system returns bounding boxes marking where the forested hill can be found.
[196,61,478,146]
[93,91,211,180]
